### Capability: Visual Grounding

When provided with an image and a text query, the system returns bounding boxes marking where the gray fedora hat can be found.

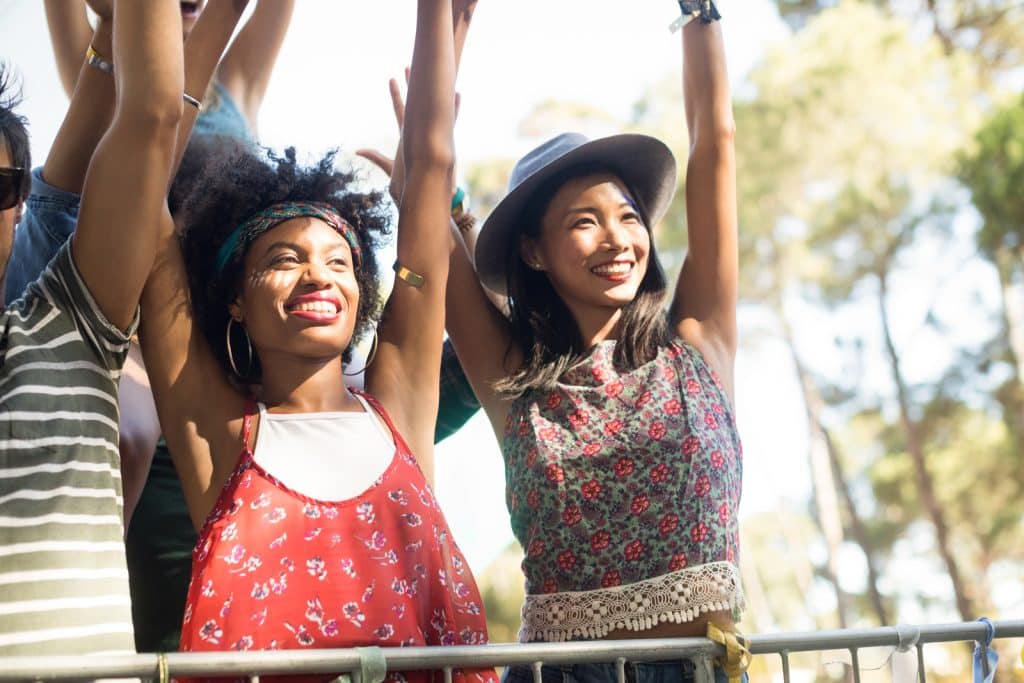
[474,132,677,295]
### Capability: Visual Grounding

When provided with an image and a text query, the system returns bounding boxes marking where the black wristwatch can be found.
[677,0,722,24]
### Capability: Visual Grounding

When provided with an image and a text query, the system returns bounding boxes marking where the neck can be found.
[255,352,359,413]
[573,307,623,349]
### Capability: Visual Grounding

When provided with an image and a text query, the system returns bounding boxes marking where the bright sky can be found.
[1,1,814,575]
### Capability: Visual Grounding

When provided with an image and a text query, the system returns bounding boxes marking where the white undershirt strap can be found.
[252,393,395,501]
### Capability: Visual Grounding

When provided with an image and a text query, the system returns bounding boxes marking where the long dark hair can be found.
[178,146,392,383]
[494,164,672,399]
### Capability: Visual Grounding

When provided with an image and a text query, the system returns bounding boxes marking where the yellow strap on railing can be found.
[156,652,169,683]
[707,622,751,683]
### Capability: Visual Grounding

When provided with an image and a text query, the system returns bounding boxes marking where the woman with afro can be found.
[138,3,496,680]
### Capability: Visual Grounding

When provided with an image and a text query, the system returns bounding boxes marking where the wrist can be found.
[454,210,477,235]
[450,186,469,219]
[671,0,721,32]
[92,20,113,60]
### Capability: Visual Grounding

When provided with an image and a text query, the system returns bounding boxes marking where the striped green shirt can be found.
[0,242,136,656]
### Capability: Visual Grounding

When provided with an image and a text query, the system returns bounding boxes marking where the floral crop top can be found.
[502,339,745,642]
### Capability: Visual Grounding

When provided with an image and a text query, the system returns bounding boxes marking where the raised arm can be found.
[139,0,257,530]
[175,0,251,168]
[215,0,296,133]
[71,0,183,331]
[32,0,247,207]
[40,1,114,195]
[669,18,738,398]
[367,0,459,473]
[444,221,520,433]
[43,0,93,98]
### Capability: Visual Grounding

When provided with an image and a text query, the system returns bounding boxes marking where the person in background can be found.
[0,66,30,298]
[0,0,185,656]
[2,0,265,654]
[445,3,748,682]
[43,0,294,141]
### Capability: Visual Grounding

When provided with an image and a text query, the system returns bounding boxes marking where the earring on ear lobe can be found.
[226,317,253,379]
[343,327,379,376]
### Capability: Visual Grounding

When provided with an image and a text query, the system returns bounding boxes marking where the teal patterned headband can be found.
[213,201,362,276]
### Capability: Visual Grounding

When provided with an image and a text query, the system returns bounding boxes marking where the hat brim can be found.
[474,134,677,295]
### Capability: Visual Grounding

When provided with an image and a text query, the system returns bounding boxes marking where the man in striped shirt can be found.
[0,0,185,656]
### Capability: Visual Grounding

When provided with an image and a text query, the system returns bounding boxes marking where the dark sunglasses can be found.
[0,167,26,211]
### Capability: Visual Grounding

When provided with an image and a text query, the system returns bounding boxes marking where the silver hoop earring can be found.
[226,318,253,378]
[343,327,379,376]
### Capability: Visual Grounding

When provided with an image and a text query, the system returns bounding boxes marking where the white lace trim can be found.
[518,561,745,643]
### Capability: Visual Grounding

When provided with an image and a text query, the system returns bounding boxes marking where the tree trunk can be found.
[775,301,851,629]
[820,427,890,625]
[777,300,889,626]
[877,271,976,621]
[995,249,1024,446]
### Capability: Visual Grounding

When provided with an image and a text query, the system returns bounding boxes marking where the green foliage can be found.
[958,92,1024,260]
[770,0,1024,78]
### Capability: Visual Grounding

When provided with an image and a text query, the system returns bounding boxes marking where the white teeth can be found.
[292,301,338,314]
[592,262,632,276]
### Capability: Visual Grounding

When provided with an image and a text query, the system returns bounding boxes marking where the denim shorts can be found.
[501,660,744,683]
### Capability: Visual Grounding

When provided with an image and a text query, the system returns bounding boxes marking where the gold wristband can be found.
[393,261,425,288]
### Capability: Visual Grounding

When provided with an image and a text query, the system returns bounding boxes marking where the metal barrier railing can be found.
[0,619,1020,682]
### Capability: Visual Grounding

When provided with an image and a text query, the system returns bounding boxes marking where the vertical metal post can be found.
[531,661,543,683]
[693,656,715,683]
[849,648,861,683]
[779,650,791,683]
[249,676,260,683]
[916,643,926,683]
[615,657,627,683]
[443,667,453,683]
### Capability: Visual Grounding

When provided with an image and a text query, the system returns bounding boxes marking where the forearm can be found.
[173,0,250,172]
[217,0,294,127]
[113,2,184,124]
[41,18,115,193]
[403,1,456,173]
[682,20,734,145]
[71,0,184,331]
[452,1,479,72]
[44,0,93,98]
[397,0,457,277]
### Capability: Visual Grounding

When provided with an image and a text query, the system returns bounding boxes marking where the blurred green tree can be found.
[958,93,1024,445]
[771,0,1024,79]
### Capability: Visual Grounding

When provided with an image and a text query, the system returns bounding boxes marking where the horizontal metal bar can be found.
[0,619,1021,681]
[745,619,1024,655]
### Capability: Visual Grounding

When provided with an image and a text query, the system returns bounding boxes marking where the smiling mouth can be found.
[287,300,340,315]
[591,262,634,281]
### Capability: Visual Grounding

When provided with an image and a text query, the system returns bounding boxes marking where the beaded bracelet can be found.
[454,211,477,235]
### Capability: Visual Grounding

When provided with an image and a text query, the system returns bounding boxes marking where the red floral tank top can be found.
[180,393,497,683]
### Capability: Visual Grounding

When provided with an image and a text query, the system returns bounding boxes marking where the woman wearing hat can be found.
[447,5,743,681]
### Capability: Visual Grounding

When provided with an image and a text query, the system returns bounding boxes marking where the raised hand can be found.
[357,71,461,204]
[356,75,407,202]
